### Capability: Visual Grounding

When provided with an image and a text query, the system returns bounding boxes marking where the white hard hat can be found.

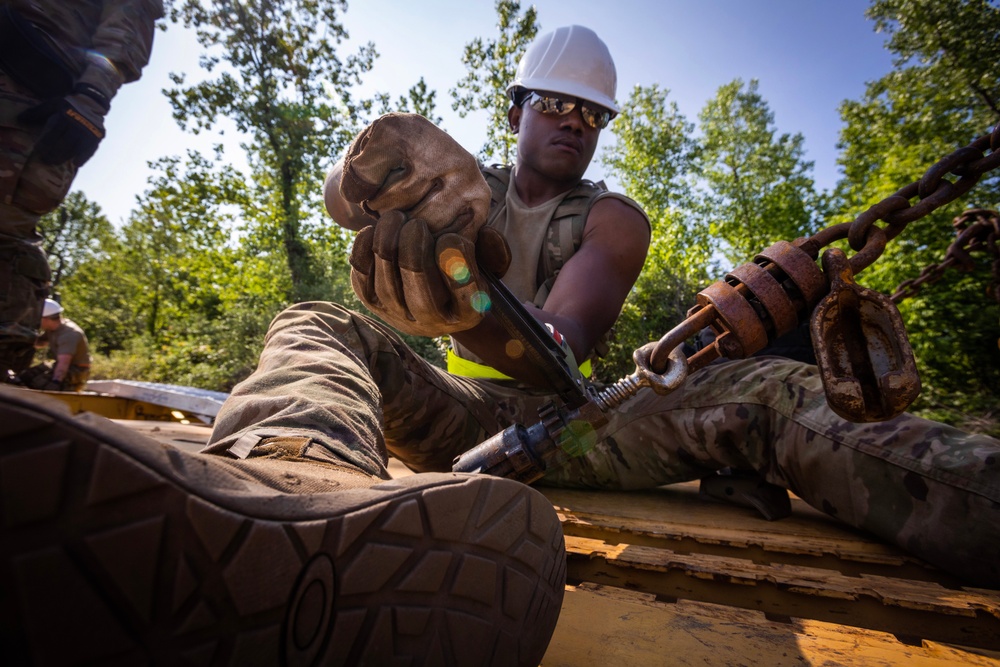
[507,25,619,115]
[42,298,63,317]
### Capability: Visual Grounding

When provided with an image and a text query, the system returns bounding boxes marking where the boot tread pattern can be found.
[1,395,566,666]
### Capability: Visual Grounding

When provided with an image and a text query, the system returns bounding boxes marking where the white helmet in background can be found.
[42,298,63,317]
[507,25,619,115]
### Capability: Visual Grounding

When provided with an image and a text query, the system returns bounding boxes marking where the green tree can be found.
[698,79,823,268]
[60,153,270,387]
[37,191,115,288]
[602,84,708,283]
[375,77,443,125]
[450,0,538,163]
[598,84,705,379]
[833,0,1000,432]
[167,0,376,301]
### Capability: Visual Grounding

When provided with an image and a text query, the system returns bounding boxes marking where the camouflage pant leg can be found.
[0,236,48,374]
[63,366,89,392]
[0,70,76,374]
[204,302,546,477]
[544,356,1000,586]
[0,70,77,225]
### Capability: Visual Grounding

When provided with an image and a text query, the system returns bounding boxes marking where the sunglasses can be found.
[523,91,613,129]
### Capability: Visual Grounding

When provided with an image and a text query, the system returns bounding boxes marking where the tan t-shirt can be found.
[450,169,649,374]
[45,318,91,368]
[449,181,565,368]
[489,182,566,303]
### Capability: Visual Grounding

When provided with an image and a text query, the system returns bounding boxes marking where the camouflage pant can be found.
[18,361,89,391]
[0,237,48,374]
[207,302,1000,586]
[0,70,72,373]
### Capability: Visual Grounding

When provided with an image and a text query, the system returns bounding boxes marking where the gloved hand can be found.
[339,112,491,234]
[18,89,107,166]
[350,210,511,337]
[340,113,507,336]
[42,380,62,391]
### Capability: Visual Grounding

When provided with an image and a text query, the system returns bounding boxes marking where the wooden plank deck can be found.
[122,420,1000,666]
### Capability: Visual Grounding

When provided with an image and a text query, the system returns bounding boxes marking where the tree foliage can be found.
[375,77,443,124]
[697,79,823,267]
[597,84,705,379]
[167,0,376,301]
[450,0,538,164]
[602,84,708,282]
[37,191,115,288]
[834,0,1000,432]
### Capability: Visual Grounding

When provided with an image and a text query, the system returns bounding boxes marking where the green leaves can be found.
[450,0,538,164]
[167,0,376,301]
[697,79,822,267]
[38,192,114,288]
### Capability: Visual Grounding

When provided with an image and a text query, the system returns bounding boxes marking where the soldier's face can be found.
[510,98,600,185]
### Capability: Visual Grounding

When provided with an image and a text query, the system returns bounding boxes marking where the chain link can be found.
[796,124,1000,274]
[890,208,1000,304]
[648,125,1000,374]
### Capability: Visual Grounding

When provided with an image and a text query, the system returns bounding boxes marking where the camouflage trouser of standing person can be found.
[205,302,1000,587]
[0,70,72,374]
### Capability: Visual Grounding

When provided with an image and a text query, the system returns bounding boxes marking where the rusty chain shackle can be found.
[645,125,1000,419]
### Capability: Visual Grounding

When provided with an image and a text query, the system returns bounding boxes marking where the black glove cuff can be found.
[72,82,111,114]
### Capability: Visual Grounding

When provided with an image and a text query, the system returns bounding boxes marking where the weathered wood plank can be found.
[543,583,1000,666]
[563,534,1000,650]
[541,485,941,581]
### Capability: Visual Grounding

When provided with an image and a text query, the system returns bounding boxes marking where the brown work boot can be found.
[0,386,566,666]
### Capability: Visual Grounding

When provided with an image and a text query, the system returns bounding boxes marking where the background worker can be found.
[0,0,162,382]
[25,297,90,391]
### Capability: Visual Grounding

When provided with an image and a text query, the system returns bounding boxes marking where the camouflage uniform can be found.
[0,0,162,374]
[207,186,1000,588]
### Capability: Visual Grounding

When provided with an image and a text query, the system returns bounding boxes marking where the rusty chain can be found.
[648,124,1000,375]
[889,208,1000,304]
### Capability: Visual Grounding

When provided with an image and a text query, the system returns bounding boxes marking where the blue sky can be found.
[73,0,896,225]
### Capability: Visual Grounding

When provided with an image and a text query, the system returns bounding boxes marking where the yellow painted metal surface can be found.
[38,390,191,422]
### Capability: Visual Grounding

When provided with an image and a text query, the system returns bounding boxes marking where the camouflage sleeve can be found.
[77,0,164,102]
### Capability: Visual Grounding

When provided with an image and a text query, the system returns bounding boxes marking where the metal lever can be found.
[453,344,689,483]
[480,268,588,408]
[810,248,921,422]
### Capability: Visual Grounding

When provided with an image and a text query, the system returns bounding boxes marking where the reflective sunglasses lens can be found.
[527,92,610,128]
[581,106,611,129]
[529,93,574,116]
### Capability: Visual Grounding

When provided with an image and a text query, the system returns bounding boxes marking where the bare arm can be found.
[51,354,73,383]
[451,197,650,386]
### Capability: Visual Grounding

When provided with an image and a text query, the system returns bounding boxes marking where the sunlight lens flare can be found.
[505,339,525,359]
[470,291,491,314]
[559,419,597,457]
[85,50,121,79]
[438,248,471,284]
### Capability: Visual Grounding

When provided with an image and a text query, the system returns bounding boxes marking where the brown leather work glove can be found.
[341,113,509,336]
[350,211,511,337]
[339,112,490,234]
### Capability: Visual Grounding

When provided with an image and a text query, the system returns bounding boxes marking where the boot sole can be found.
[0,388,566,666]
